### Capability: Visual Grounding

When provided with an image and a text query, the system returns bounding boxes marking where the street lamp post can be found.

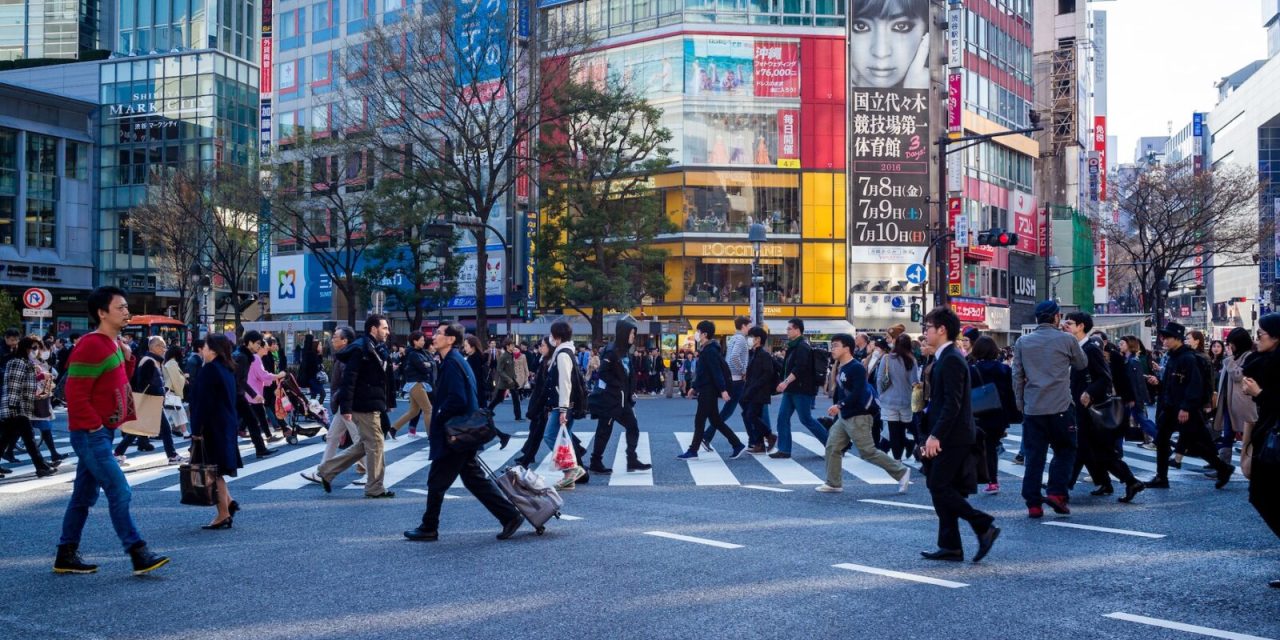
[749,222,767,327]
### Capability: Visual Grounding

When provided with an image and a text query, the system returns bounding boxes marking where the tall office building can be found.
[0,0,108,61]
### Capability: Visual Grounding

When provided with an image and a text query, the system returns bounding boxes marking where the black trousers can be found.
[236,398,270,455]
[742,402,772,446]
[1250,467,1280,540]
[1155,408,1231,479]
[0,416,51,471]
[420,449,520,532]
[1071,407,1137,490]
[927,449,993,552]
[592,408,640,465]
[487,389,522,420]
[691,391,742,452]
[887,420,915,460]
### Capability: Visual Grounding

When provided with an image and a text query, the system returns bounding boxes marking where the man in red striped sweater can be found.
[54,286,169,576]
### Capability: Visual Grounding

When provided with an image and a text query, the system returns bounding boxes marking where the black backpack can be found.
[567,352,588,420]
[811,347,831,382]
[771,355,785,393]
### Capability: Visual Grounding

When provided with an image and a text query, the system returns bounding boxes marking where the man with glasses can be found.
[919,307,999,563]
[1011,300,1087,518]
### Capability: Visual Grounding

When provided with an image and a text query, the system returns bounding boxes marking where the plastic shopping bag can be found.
[552,423,577,471]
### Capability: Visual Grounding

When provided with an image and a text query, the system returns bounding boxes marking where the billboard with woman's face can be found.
[849,0,932,254]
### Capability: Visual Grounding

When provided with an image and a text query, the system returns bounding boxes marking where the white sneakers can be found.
[897,468,912,495]
[815,484,843,493]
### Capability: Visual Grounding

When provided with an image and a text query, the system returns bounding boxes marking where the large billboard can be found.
[848,0,931,251]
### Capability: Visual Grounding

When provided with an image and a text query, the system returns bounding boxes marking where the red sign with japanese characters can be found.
[753,41,800,98]
[948,198,963,296]
[1011,190,1038,255]
[952,299,986,323]
[777,109,799,168]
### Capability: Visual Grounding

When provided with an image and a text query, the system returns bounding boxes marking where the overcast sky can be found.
[1103,0,1268,163]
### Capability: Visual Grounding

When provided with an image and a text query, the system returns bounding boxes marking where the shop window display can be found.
[683,184,798,234]
[678,256,799,304]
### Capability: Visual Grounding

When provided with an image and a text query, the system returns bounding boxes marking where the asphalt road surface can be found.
[1,394,1276,640]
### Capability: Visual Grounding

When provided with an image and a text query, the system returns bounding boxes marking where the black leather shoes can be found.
[1118,481,1145,503]
[1214,466,1235,489]
[256,449,277,459]
[588,462,612,475]
[973,527,1000,563]
[1145,477,1170,489]
[920,548,964,562]
[404,527,439,541]
[497,515,524,540]
[365,491,395,499]
[497,431,511,450]
[627,461,653,472]
[201,517,233,530]
[1269,579,1280,589]
[1089,486,1114,496]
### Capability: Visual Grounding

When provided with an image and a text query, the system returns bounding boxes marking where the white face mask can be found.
[38,351,49,361]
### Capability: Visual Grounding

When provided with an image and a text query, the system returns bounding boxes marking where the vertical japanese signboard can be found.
[947,72,962,134]
[848,0,930,252]
[1094,236,1108,305]
[260,0,273,161]
[1093,116,1106,201]
[777,108,799,168]
[948,198,963,297]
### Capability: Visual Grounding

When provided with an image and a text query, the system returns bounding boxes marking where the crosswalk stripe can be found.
[731,431,822,484]
[355,445,432,490]
[789,432,897,485]
[0,451,171,493]
[162,442,325,491]
[674,433,740,485]
[328,436,420,489]
[608,432,652,486]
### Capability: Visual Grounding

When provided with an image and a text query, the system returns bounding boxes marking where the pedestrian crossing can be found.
[0,427,1248,494]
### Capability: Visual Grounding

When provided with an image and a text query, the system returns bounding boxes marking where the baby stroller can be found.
[275,373,329,445]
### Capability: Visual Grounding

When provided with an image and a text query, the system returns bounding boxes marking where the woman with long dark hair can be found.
[463,334,510,449]
[877,334,920,461]
[1216,328,1258,467]
[189,334,244,529]
[969,336,1018,494]
[1240,314,1280,588]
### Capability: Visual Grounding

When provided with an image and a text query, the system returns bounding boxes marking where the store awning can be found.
[801,320,857,336]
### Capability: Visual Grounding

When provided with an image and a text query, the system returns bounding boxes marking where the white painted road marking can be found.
[833,563,969,588]
[858,498,934,511]
[733,431,822,485]
[742,484,793,493]
[790,432,896,484]
[674,433,740,485]
[1103,612,1274,640]
[643,531,743,549]
[610,431,654,486]
[1043,521,1166,539]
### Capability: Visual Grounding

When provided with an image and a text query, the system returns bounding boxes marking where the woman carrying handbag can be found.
[1240,314,1280,589]
[969,337,1019,495]
[189,335,244,530]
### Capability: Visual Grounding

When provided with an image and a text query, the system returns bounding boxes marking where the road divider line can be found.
[832,563,968,588]
[558,514,583,521]
[742,484,793,493]
[643,531,743,549]
[859,499,934,511]
[1043,522,1165,539]
[1103,612,1273,640]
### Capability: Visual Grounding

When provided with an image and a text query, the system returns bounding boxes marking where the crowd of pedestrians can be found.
[8,286,1276,586]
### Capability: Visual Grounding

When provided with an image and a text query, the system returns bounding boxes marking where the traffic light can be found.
[910,302,922,323]
[976,228,1019,247]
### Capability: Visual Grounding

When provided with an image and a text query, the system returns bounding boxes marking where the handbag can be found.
[1253,418,1280,467]
[878,357,892,393]
[1087,397,1128,431]
[969,366,1002,417]
[910,383,925,413]
[443,357,497,451]
[179,436,220,506]
[120,392,164,437]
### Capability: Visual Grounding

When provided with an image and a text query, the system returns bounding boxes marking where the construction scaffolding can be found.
[1049,39,1077,154]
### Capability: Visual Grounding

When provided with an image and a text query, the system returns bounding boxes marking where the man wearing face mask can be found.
[741,326,779,453]
[679,321,747,460]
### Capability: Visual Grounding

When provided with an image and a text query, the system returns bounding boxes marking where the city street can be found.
[1,396,1275,640]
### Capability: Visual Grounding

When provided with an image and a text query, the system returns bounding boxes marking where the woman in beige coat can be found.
[1214,328,1258,465]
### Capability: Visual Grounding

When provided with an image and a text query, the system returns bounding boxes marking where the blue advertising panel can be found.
[455,0,508,89]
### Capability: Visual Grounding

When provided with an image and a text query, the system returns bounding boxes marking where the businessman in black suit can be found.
[920,307,1000,563]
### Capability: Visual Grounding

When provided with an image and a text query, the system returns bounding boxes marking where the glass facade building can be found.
[0,0,104,61]
[115,0,257,59]
[96,50,258,296]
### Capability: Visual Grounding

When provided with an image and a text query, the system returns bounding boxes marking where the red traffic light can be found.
[977,229,1019,247]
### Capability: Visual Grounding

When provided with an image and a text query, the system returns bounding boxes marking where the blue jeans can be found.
[775,392,828,454]
[1020,411,1077,506]
[59,428,143,550]
[1133,404,1158,438]
[719,380,745,422]
[542,416,579,451]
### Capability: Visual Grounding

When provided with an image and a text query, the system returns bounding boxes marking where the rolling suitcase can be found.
[478,458,563,535]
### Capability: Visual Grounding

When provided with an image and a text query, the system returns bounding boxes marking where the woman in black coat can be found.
[969,336,1018,494]
[740,326,779,453]
[298,334,323,402]
[189,334,244,530]
[1241,313,1280,589]
[588,319,651,473]
[462,334,510,448]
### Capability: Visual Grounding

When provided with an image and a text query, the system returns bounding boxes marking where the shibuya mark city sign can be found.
[108,94,213,120]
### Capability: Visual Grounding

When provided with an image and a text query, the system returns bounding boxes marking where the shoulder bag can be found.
[443,358,497,452]
[1087,397,1128,431]
[969,365,1003,417]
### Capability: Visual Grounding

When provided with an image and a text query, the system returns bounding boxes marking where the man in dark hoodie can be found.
[679,321,747,460]
[588,319,653,473]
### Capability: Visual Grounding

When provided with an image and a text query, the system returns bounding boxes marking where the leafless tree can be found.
[202,169,266,333]
[1100,161,1263,330]
[339,0,590,341]
[266,136,380,327]
[127,167,210,324]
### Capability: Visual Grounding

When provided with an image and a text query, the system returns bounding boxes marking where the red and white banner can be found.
[1040,206,1052,258]
[777,108,799,168]
[952,299,986,323]
[947,72,962,133]
[753,41,800,98]
[260,38,273,92]
[1094,236,1108,305]
[1011,190,1038,255]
